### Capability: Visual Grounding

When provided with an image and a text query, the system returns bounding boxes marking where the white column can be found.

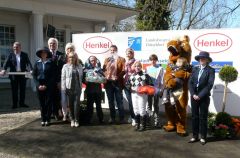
[32,13,44,52]
[106,22,113,32]
[29,12,44,90]
[64,25,71,43]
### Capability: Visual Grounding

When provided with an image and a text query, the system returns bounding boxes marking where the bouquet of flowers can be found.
[232,117,240,137]
[214,124,230,138]
[85,69,106,83]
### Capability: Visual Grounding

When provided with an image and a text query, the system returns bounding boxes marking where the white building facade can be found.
[0,0,136,72]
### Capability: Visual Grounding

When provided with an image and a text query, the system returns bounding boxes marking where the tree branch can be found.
[176,0,187,30]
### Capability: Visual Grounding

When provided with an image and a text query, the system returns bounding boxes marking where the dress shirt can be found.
[197,65,206,87]
[16,53,21,71]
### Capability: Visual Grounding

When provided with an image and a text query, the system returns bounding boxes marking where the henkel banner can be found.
[73,28,240,116]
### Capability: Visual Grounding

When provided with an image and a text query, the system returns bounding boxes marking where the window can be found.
[55,29,65,53]
[0,25,15,68]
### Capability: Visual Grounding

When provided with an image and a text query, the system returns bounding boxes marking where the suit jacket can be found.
[32,59,57,89]
[3,52,33,79]
[103,56,125,89]
[51,50,65,83]
[188,65,215,98]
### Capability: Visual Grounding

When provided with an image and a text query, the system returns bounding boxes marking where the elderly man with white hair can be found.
[48,38,65,121]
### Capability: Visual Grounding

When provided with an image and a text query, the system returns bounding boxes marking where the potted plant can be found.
[218,65,238,112]
[207,112,216,135]
[214,112,235,138]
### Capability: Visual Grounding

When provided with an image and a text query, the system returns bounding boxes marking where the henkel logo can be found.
[83,36,112,54]
[194,33,232,53]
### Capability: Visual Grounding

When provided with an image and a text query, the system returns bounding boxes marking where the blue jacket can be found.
[188,65,215,98]
[32,59,57,89]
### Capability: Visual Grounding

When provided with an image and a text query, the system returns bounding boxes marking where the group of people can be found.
[0,39,215,145]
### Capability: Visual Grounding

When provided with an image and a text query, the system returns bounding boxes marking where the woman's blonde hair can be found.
[133,61,142,68]
[65,43,76,53]
[125,48,134,54]
[67,51,79,66]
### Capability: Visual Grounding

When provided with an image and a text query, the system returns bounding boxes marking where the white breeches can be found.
[131,92,148,116]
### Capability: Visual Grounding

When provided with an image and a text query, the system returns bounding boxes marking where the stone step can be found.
[0,82,11,89]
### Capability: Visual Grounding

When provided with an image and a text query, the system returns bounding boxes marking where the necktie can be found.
[197,68,204,87]
[52,52,56,61]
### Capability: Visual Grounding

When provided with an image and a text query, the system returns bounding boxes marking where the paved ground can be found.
[0,87,240,158]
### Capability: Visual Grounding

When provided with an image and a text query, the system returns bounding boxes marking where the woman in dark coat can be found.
[188,51,215,145]
[33,47,56,126]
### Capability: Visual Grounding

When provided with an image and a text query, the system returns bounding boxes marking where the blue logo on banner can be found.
[192,61,233,72]
[128,37,142,51]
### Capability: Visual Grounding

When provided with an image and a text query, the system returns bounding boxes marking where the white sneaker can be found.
[75,121,79,127]
[147,109,153,117]
[63,115,67,121]
[170,97,175,105]
[131,119,136,126]
[45,121,50,126]
[200,138,206,145]
[71,121,75,127]
[128,117,132,123]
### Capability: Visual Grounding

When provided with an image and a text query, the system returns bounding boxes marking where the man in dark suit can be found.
[48,38,65,120]
[0,42,33,109]
[188,51,215,145]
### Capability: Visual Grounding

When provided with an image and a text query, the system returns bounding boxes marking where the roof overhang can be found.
[0,0,137,23]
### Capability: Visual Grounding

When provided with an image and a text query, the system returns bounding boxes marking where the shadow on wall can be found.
[212,84,240,116]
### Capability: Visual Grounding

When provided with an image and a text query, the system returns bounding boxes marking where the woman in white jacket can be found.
[61,51,83,127]
[61,43,75,121]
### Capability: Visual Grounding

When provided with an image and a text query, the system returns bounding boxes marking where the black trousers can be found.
[52,84,61,117]
[10,75,27,107]
[86,92,103,123]
[147,94,160,115]
[191,96,210,139]
[37,88,53,122]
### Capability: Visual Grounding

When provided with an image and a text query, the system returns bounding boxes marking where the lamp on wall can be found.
[46,24,56,37]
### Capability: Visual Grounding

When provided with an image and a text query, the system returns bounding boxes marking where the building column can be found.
[106,22,114,32]
[64,25,71,43]
[32,13,44,54]
[29,12,44,90]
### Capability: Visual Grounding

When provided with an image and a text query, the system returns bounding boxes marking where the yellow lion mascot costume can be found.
[163,35,192,136]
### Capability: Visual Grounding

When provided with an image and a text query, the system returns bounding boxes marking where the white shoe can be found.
[128,117,132,123]
[75,121,79,127]
[63,115,67,121]
[147,110,153,117]
[45,121,50,126]
[170,97,175,105]
[131,119,136,126]
[200,138,206,145]
[71,121,75,127]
